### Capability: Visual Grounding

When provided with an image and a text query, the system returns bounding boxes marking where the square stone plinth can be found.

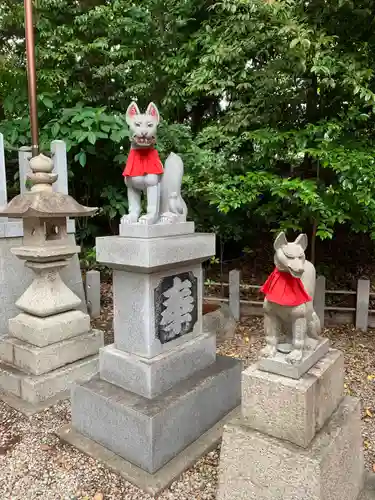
[8,310,91,347]
[71,355,242,474]
[242,349,344,448]
[218,396,364,500]
[113,264,203,358]
[119,221,195,238]
[57,406,241,497]
[100,332,216,398]
[96,233,215,272]
[0,330,103,375]
[258,338,330,379]
[0,355,99,405]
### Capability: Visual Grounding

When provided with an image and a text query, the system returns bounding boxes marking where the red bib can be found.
[260,267,312,307]
[122,148,164,177]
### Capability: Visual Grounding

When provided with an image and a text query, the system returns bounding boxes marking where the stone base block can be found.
[119,221,195,239]
[0,388,70,416]
[72,355,242,474]
[96,233,215,272]
[100,332,216,398]
[218,396,364,500]
[258,338,330,379]
[0,354,99,404]
[0,235,87,339]
[8,310,91,347]
[58,406,240,497]
[0,330,103,375]
[360,474,375,500]
[242,349,344,448]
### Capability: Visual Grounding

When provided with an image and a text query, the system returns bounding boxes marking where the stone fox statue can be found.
[121,101,187,225]
[260,232,322,364]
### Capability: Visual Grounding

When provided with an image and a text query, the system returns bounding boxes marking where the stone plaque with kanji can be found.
[154,271,198,344]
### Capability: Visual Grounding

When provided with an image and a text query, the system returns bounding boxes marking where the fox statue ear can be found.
[126,101,140,125]
[146,102,160,124]
[295,233,308,251]
[274,232,288,251]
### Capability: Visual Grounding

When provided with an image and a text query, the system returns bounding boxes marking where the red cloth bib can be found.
[122,148,164,177]
[260,267,312,307]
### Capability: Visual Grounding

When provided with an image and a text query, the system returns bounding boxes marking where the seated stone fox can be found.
[121,101,187,225]
[260,232,322,364]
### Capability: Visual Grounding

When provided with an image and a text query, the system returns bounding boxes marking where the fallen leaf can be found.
[364,440,370,449]
[368,374,375,381]
[365,408,373,418]
[244,336,249,343]
[40,444,52,451]
[55,455,73,470]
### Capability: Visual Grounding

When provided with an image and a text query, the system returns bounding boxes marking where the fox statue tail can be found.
[160,152,187,219]
[308,310,322,339]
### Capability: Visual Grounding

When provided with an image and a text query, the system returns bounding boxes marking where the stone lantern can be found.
[0,153,104,414]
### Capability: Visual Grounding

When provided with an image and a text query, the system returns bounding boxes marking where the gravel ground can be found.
[1,316,374,499]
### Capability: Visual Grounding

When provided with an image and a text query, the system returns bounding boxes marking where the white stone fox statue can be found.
[121,101,187,225]
[260,232,322,364]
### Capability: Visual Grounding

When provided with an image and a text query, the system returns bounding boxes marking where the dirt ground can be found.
[0,283,375,499]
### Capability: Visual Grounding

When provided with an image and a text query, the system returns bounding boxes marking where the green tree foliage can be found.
[1,0,375,245]
[185,0,375,240]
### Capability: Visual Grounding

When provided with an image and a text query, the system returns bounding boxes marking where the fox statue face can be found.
[273,232,308,279]
[125,101,160,148]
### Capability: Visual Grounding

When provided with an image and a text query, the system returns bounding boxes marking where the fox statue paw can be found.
[121,214,139,224]
[260,344,277,358]
[286,348,303,364]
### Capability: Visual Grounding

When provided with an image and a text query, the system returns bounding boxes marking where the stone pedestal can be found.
[64,226,241,494]
[0,251,103,414]
[0,229,87,338]
[217,348,367,500]
[0,152,101,414]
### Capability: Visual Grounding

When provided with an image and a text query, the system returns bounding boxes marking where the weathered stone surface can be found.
[0,235,87,338]
[218,396,364,500]
[85,270,101,318]
[0,339,13,364]
[119,221,195,239]
[96,233,215,272]
[0,362,22,397]
[360,474,375,500]
[15,262,82,317]
[242,349,344,447]
[113,264,203,358]
[57,407,240,497]
[8,310,91,347]
[72,355,242,474]
[0,355,99,404]
[203,303,236,344]
[0,386,70,416]
[258,338,330,379]
[0,220,23,238]
[100,332,216,398]
[0,330,103,376]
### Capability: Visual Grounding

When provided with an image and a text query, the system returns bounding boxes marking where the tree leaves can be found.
[2,0,375,243]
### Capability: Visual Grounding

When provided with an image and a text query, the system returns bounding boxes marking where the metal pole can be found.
[24,0,39,157]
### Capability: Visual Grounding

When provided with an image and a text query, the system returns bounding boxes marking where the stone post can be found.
[63,223,242,495]
[51,140,75,234]
[0,134,7,209]
[0,154,103,414]
[0,133,7,234]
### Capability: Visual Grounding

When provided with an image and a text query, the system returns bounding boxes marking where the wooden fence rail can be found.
[203,269,374,331]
